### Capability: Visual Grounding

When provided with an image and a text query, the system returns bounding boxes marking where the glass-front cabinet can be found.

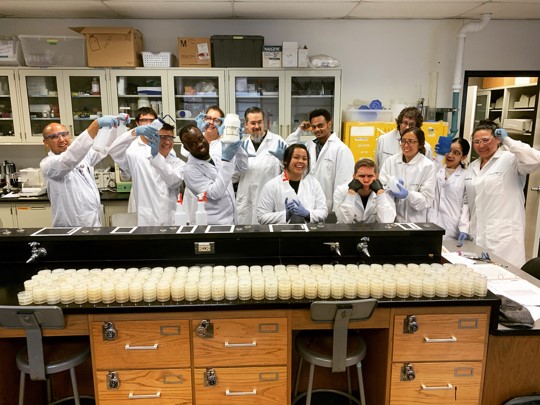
[0,68,23,144]
[18,68,108,144]
[108,69,170,124]
[167,69,226,132]
[227,69,341,138]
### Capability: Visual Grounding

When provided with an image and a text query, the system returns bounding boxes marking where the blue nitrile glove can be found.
[285,197,297,222]
[97,115,119,128]
[217,121,225,136]
[117,113,131,125]
[195,113,207,132]
[241,140,256,158]
[148,135,159,158]
[292,199,310,218]
[389,181,409,199]
[269,142,287,162]
[135,125,158,141]
[222,141,242,162]
[457,232,469,247]
[495,128,508,142]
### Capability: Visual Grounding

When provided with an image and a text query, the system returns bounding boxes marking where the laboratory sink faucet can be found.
[324,242,341,257]
[357,237,370,258]
[26,241,47,263]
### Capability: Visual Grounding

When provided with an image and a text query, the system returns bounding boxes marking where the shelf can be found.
[508,108,534,112]
[291,95,334,98]
[28,95,59,98]
[0,118,13,121]
[118,95,162,98]
[0,95,12,98]
[176,94,218,98]
[71,95,101,98]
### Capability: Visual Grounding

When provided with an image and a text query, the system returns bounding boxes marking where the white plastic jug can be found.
[221,113,241,144]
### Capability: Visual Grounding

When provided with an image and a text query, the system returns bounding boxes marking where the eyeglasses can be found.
[44,131,69,141]
[400,119,417,127]
[159,135,175,142]
[137,117,156,124]
[399,139,419,146]
[472,136,494,145]
[446,149,462,156]
[204,115,223,126]
[247,120,264,127]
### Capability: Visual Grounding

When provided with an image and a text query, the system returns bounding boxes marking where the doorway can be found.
[460,70,540,260]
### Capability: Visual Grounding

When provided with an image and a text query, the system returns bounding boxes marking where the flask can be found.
[91,77,100,95]
[195,192,208,226]
[174,193,187,226]
[221,113,241,144]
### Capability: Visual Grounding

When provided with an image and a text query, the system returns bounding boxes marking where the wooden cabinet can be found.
[192,316,289,404]
[388,308,489,405]
[91,318,191,404]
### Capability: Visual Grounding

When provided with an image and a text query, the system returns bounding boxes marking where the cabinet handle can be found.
[421,383,453,391]
[226,388,257,396]
[423,336,457,343]
[124,343,159,350]
[128,392,161,399]
[224,341,257,348]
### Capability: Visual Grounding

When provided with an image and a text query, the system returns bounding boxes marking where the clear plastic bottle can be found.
[174,193,187,226]
[221,113,241,144]
[91,77,100,95]
[92,126,112,153]
[195,192,208,226]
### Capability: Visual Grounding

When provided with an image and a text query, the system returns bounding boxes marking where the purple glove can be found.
[389,182,409,199]
[292,199,310,218]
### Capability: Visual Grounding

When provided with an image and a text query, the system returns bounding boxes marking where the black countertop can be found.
[0,190,130,203]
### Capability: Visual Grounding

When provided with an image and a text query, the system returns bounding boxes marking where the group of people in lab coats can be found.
[41,104,540,269]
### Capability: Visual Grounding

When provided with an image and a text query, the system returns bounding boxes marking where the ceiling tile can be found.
[104,1,233,18]
[234,2,358,18]
[461,2,540,19]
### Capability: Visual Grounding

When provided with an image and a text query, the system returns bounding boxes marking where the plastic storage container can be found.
[211,35,264,67]
[19,35,85,67]
[141,51,176,67]
[0,38,26,66]
[344,109,394,122]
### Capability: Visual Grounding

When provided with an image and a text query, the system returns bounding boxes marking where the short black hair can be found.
[309,108,332,122]
[136,107,158,121]
[283,143,310,175]
[245,106,264,120]
[161,123,175,133]
[178,123,198,144]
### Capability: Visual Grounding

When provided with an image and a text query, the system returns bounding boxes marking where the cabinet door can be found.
[109,69,171,121]
[167,68,226,138]
[0,68,24,144]
[62,69,110,137]
[504,83,539,137]
[18,69,68,144]
[14,203,52,228]
[227,69,285,136]
[0,204,14,228]
[103,200,129,227]
[285,69,342,138]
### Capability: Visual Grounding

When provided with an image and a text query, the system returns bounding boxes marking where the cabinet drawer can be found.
[194,366,287,405]
[91,320,190,369]
[390,361,482,405]
[192,318,287,367]
[393,313,487,362]
[96,368,191,404]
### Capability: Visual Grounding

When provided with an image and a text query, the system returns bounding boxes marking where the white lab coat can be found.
[257,172,328,224]
[333,183,396,224]
[108,132,185,226]
[286,130,354,212]
[40,130,105,227]
[183,147,248,225]
[379,152,435,223]
[428,159,469,239]
[465,137,540,268]
[236,131,286,225]
[375,129,434,170]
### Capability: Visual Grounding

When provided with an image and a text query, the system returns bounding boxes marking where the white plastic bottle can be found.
[195,193,208,226]
[221,113,241,144]
[174,193,187,226]
[92,126,112,154]
[150,117,164,131]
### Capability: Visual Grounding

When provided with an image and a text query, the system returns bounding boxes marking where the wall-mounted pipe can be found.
[450,13,492,137]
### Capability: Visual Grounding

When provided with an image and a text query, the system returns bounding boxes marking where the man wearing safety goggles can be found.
[40,116,119,227]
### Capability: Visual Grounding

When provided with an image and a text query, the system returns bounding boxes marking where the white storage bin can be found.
[0,38,25,66]
[142,51,176,67]
[19,35,85,67]
[344,109,393,122]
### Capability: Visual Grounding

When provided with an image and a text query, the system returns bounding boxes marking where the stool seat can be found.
[17,339,90,376]
[296,330,366,369]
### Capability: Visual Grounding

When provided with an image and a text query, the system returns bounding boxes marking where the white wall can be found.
[2,18,540,166]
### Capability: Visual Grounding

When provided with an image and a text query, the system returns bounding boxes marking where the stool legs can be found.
[305,363,315,405]
[356,361,365,405]
[293,357,303,399]
[69,367,81,405]
[18,372,25,405]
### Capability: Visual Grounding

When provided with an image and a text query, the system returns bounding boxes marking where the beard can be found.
[251,132,266,144]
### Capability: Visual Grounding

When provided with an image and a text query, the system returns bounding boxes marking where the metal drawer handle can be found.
[128,391,161,399]
[421,383,453,391]
[423,336,457,343]
[224,341,257,348]
[226,388,257,396]
[124,343,159,350]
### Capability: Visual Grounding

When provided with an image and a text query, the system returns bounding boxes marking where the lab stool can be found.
[0,305,92,405]
[293,299,377,405]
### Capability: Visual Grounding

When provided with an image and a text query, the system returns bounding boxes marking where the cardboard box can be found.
[70,27,143,67]
[282,41,298,67]
[262,45,282,68]
[178,37,211,67]
[482,77,515,89]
